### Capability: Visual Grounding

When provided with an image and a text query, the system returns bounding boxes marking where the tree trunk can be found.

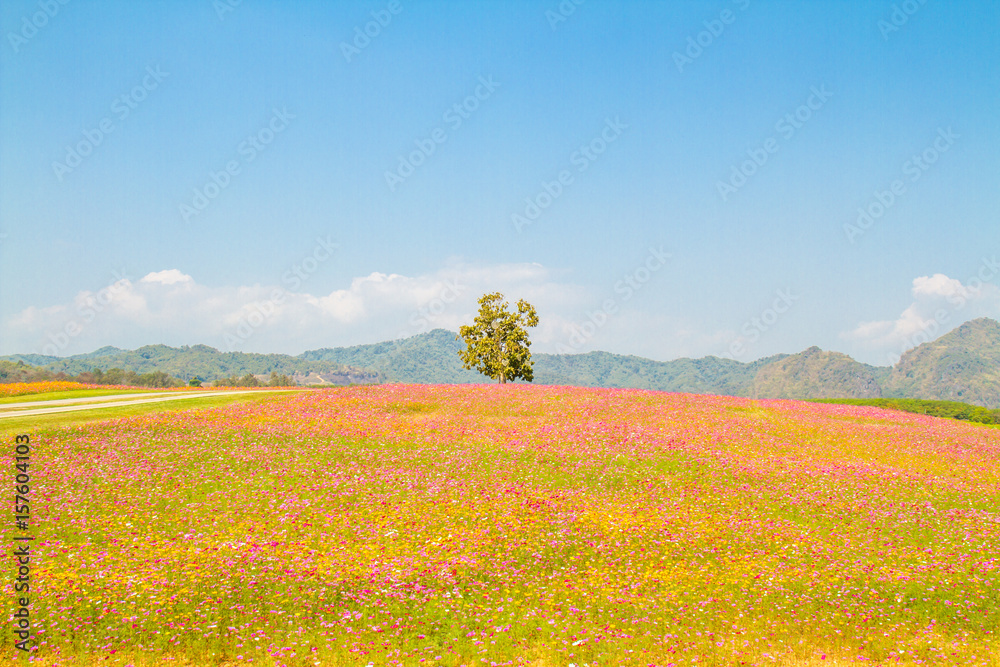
[496,324,505,384]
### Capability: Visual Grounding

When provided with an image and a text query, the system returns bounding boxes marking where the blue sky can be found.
[1,0,998,365]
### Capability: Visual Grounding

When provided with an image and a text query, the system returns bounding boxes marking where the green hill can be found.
[303,330,782,393]
[882,318,1000,408]
[301,321,1000,406]
[301,330,484,384]
[749,346,884,399]
[811,398,1000,425]
[533,351,783,395]
[3,344,379,385]
[5,318,999,407]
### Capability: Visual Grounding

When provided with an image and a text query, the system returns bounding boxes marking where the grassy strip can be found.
[0,388,190,405]
[0,391,297,437]
[810,397,1000,425]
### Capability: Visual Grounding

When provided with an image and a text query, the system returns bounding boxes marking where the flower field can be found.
[7,384,999,666]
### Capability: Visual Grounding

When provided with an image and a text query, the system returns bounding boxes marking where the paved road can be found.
[0,390,281,419]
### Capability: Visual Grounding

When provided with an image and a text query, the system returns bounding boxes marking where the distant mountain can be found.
[533,351,785,395]
[882,318,1000,408]
[5,318,999,407]
[301,329,483,384]
[301,322,1000,407]
[304,331,786,393]
[6,346,128,368]
[749,346,884,399]
[3,344,379,386]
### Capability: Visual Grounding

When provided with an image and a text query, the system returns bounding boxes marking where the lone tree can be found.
[457,292,539,384]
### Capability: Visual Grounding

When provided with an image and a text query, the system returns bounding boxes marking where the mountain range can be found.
[4,318,999,408]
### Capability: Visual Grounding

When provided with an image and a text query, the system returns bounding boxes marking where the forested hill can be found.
[2,344,379,385]
[5,318,1000,408]
[303,319,1000,408]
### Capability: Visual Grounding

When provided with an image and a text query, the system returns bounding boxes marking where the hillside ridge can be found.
[4,317,999,407]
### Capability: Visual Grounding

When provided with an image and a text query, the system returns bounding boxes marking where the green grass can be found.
[0,388,177,405]
[0,391,298,437]
[810,397,1000,425]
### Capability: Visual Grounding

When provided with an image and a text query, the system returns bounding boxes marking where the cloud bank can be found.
[843,269,1000,364]
[9,259,998,366]
[3,261,619,357]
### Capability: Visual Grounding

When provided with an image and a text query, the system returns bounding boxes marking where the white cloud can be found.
[843,272,1000,362]
[14,262,995,366]
[3,251,730,362]
[1,261,599,357]
[140,269,194,285]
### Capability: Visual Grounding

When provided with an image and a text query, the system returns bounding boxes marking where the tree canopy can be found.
[456,292,539,384]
